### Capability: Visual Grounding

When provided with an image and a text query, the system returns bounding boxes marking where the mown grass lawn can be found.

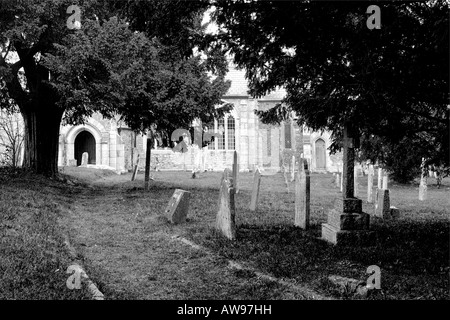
[1,166,448,300]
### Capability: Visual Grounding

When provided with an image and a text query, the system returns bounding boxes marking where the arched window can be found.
[217,117,225,150]
[227,116,235,150]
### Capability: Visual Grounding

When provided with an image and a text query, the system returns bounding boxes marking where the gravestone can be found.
[232,151,239,193]
[419,158,427,201]
[389,206,400,219]
[382,173,388,190]
[377,168,383,189]
[216,177,236,240]
[165,189,190,224]
[290,155,295,182]
[221,168,233,189]
[295,159,310,229]
[354,166,359,197]
[249,168,262,211]
[367,165,374,203]
[81,152,88,167]
[321,124,374,246]
[374,189,390,218]
[131,154,140,181]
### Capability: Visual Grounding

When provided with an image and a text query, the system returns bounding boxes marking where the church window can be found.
[284,120,292,149]
[227,116,235,150]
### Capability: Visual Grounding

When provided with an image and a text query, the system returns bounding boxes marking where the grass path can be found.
[59,171,315,299]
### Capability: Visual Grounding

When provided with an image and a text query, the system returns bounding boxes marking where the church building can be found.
[57,65,343,173]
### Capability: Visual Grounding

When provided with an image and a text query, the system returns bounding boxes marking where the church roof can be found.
[224,64,286,101]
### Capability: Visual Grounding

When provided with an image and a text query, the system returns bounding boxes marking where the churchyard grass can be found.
[0,168,91,299]
[1,166,448,299]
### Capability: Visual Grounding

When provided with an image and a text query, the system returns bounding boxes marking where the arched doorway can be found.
[75,131,96,166]
[315,138,326,170]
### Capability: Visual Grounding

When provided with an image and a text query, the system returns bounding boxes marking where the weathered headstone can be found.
[249,168,262,211]
[367,165,374,203]
[354,166,359,197]
[295,159,310,229]
[321,124,374,246]
[382,173,388,190]
[335,172,340,189]
[164,189,190,224]
[216,178,236,240]
[232,151,239,193]
[221,168,233,189]
[290,155,295,182]
[131,154,140,181]
[81,152,88,167]
[374,189,390,218]
[377,168,383,189]
[419,158,427,201]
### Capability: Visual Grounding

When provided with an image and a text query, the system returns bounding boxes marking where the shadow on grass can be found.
[198,218,449,300]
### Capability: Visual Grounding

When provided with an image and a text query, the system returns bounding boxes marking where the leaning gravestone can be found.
[249,168,262,211]
[216,177,236,240]
[164,189,190,224]
[295,159,310,229]
[81,152,88,167]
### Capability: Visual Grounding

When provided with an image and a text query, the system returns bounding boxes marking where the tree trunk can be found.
[144,133,152,191]
[21,105,63,177]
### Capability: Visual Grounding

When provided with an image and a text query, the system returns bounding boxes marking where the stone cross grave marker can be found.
[249,168,262,211]
[232,151,239,194]
[131,154,140,181]
[321,124,374,246]
[81,152,88,167]
[295,158,310,229]
[419,157,427,201]
[216,176,236,240]
[367,165,374,203]
[164,189,190,224]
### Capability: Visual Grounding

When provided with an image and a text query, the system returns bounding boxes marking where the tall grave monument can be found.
[321,124,375,246]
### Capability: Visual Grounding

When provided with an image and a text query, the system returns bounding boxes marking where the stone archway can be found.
[74,130,96,165]
[315,138,326,170]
